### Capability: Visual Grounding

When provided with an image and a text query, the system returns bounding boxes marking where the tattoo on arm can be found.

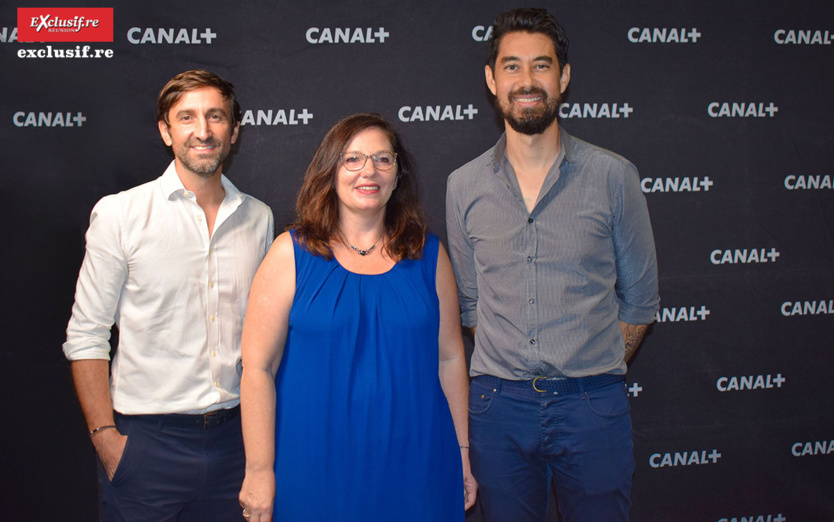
[621,323,649,364]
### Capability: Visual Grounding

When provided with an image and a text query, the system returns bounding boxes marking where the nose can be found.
[359,154,377,177]
[518,65,534,87]
[194,116,211,140]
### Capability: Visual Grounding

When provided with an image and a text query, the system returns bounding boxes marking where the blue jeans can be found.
[98,411,245,522]
[469,375,634,522]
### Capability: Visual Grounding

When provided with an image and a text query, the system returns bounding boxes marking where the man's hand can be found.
[91,428,128,480]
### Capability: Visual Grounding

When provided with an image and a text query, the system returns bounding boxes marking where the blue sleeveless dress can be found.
[272,231,462,521]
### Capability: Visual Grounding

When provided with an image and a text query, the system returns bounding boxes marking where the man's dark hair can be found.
[157,69,242,125]
[486,8,570,73]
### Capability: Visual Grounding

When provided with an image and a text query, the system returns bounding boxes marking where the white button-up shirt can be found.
[63,162,274,414]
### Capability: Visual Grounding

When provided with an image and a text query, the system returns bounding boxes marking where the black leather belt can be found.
[118,405,240,430]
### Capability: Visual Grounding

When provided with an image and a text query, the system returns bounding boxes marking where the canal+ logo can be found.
[127,27,217,44]
[240,108,313,126]
[13,111,87,127]
[306,27,389,44]
[708,102,778,118]
[791,439,834,457]
[780,299,833,317]
[627,27,701,44]
[774,29,833,45]
[710,248,779,265]
[716,373,785,392]
[649,449,721,468]
[784,174,833,190]
[718,515,785,522]
[398,104,478,123]
[642,176,713,193]
[654,305,709,323]
[559,102,633,119]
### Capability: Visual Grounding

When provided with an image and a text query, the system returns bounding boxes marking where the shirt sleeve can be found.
[610,160,660,325]
[264,206,275,252]
[63,196,128,361]
[445,173,479,328]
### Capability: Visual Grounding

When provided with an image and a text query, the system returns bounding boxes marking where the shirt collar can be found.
[159,160,245,207]
[161,161,186,199]
[559,128,577,164]
[490,126,577,173]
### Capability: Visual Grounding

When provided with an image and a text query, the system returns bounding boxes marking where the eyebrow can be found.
[500,55,554,64]
[174,107,228,118]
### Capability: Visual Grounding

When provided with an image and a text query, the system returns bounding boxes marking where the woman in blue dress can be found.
[238,113,477,521]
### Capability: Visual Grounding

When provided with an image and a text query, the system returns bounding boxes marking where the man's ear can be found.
[231,121,240,145]
[158,120,173,147]
[559,63,571,94]
[485,65,497,96]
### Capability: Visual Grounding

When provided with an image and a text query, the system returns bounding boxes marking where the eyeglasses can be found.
[339,151,397,171]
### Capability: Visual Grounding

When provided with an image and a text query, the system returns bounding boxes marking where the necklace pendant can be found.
[349,243,376,256]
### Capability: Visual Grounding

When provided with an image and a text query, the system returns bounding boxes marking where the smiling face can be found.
[486,31,571,135]
[334,127,398,218]
[157,86,239,179]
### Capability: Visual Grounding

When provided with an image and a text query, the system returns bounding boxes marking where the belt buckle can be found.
[532,376,547,393]
[202,410,221,430]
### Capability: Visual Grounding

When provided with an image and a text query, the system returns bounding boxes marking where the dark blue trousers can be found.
[469,375,634,522]
[98,411,245,522]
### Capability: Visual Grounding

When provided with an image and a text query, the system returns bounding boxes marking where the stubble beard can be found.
[177,138,228,179]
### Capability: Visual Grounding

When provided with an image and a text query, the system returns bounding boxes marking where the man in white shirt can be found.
[63,70,274,521]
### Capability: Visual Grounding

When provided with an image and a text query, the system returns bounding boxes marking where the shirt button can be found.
[214,380,219,388]
[526,256,533,263]
[529,298,535,304]
[209,281,215,288]
[210,314,216,322]
[211,350,217,357]
[529,338,537,345]
[527,218,534,223]
[196,215,203,222]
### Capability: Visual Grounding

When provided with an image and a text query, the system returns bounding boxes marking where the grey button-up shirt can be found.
[446,129,659,379]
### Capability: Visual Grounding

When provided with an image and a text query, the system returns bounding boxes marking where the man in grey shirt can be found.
[446,8,659,521]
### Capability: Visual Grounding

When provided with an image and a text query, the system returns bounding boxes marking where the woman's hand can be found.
[239,469,276,522]
[462,448,478,510]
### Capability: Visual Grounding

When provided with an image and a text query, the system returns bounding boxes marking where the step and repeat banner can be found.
[2,1,832,520]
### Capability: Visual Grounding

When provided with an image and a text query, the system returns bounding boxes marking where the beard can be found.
[496,86,562,135]
[175,137,228,178]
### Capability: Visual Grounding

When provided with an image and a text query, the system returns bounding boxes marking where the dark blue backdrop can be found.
[2,1,832,520]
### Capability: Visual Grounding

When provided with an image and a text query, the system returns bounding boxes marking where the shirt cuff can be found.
[62,341,112,361]
[617,299,659,325]
[460,309,478,328]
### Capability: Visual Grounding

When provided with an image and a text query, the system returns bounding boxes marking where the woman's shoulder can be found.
[263,230,295,265]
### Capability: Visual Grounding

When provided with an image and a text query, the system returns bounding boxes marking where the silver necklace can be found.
[348,242,377,256]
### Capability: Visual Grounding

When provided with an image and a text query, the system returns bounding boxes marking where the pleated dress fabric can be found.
[272,232,462,521]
